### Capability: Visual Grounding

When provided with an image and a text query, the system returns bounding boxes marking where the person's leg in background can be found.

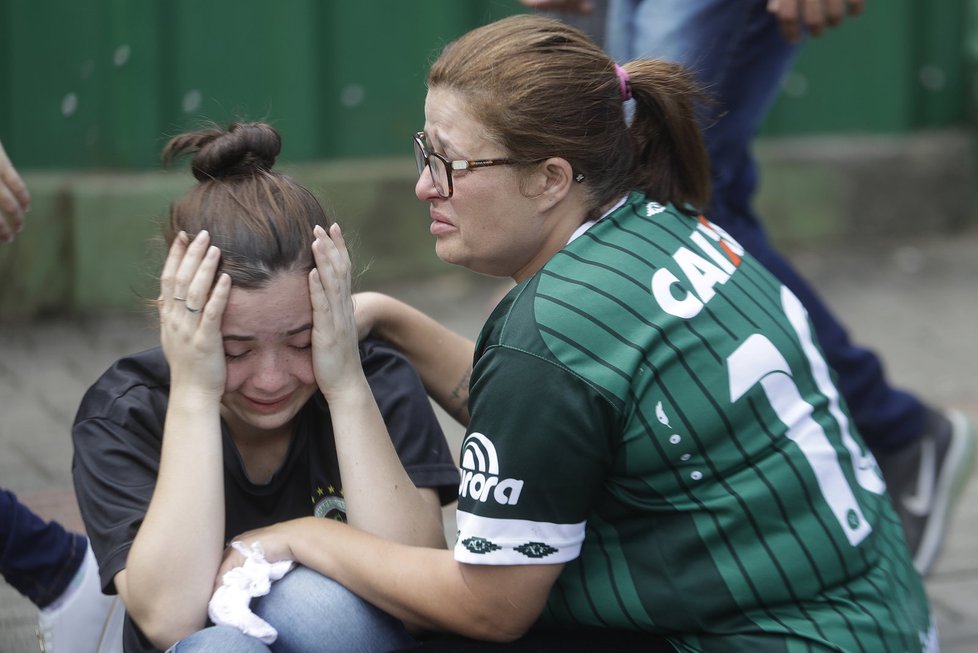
[1,487,118,652]
[603,0,976,574]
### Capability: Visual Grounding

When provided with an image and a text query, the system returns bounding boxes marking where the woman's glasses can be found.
[413,132,521,199]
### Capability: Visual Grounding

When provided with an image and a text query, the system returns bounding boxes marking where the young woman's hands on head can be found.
[158,230,231,399]
[308,223,365,398]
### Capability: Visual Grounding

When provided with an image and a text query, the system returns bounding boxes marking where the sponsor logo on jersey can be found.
[646,201,667,216]
[311,485,347,521]
[459,432,524,505]
[650,215,745,319]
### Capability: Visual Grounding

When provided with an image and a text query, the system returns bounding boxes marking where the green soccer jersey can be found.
[454,193,935,652]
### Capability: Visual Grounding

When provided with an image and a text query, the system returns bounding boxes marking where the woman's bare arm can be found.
[355,291,475,426]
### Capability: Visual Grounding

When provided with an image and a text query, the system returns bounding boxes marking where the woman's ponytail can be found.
[625,60,712,213]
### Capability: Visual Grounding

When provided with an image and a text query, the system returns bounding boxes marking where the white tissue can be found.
[207,541,294,644]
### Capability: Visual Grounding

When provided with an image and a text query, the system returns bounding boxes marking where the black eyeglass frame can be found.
[414,131,522,199]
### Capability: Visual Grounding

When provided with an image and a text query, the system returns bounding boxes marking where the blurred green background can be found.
[0,0,975,317]
[1,0,969,168]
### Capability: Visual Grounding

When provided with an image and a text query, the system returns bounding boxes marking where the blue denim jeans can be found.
[0,487,87,608]
[166,566,417,653]
[605,0,926,450]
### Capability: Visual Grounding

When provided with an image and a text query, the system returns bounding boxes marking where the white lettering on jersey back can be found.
[674,247,729,304]
[651,266,703,318]
[459,432,524,505]
[650,215,744,319]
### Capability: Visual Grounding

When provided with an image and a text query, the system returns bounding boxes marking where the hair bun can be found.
[163,121,281,181]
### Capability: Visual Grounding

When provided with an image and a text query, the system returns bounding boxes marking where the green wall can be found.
[0,1,974,319]
[763,0,969,134]
[2,0,972,170]
[0,0,526,169]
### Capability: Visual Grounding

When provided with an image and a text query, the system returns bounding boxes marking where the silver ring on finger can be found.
[186,304,202,313]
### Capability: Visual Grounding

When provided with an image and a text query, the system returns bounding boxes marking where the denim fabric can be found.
[166,626,271,653]
[168,566,417,653]
[0,487,87,608]
[605,0,926,449]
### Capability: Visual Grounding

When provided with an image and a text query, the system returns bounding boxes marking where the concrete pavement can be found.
[2,230,977,651]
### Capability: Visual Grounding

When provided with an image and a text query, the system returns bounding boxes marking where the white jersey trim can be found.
[566,195,628,244]
[453,510,586,565]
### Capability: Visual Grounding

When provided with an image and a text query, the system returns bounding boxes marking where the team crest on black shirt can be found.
[311,485,346,521]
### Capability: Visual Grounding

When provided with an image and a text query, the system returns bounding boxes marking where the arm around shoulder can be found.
[355,291,475,425]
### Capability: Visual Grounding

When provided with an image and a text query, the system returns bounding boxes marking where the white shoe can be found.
[878,408,978,575]
[36,541,124,653]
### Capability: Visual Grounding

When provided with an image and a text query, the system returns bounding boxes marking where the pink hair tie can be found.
[614,64,632,101]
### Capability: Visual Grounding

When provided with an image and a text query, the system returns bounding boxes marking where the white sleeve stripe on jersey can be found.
[453,510,586,565]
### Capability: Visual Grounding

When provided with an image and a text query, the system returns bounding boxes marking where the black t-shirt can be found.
[72,338,459,653]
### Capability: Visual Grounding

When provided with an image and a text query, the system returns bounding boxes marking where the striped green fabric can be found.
[456,193,934,651]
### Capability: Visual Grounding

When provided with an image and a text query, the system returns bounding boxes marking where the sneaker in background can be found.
[36,540,123,653]
[877,408,977,576]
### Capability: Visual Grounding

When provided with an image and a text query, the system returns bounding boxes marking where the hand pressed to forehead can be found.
[158,229,231,397]
[308,223,365,397]
[160,230,224,314]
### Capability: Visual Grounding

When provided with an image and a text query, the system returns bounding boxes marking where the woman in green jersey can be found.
[221,15,937,652]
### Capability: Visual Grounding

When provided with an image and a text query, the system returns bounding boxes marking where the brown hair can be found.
[161,121,331,289]
[428,14,710,216]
